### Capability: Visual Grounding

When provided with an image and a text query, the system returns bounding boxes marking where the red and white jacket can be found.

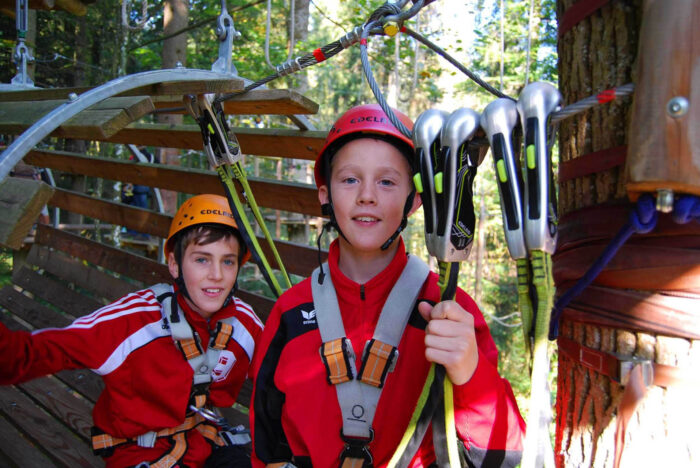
[250,239,525,467]
[0,285,263,467]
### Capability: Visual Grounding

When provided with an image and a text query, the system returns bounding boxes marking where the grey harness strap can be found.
[151,283,236,386]
[311,255,430,443]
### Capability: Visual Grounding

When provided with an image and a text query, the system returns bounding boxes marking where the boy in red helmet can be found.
[250,104,525,467]
[0,194,263,467]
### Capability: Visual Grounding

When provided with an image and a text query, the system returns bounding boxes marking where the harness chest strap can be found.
[312,255,430,467]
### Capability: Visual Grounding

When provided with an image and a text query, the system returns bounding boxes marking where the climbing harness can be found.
[312,255,430,468]
[91,284,251,465]
[183,93,291,297]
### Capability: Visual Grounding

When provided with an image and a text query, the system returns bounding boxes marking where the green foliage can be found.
[0,0,560,404]
[0,249,11,288]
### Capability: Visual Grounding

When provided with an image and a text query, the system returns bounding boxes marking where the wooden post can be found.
[0,178,54,249]
[626,0,700,199]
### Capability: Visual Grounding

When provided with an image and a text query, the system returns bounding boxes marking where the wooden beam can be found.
[49,188,171,238]
[0,177,54,249]
[27,150,322,217]
[153,89,319,115]
[36,224,171,285]
[0,79,244,102]
[12,266,103,317]
[0,96,155,139]
[102,123,325,160]
[28,244,137,302]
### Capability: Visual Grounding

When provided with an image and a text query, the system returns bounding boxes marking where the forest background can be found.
[0,0,558,409]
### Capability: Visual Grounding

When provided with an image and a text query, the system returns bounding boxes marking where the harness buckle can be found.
[617,357,654,387]
[359,339,399,388]
[340,429,374,468]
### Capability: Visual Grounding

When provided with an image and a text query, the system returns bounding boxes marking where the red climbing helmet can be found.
[314,103,415,187]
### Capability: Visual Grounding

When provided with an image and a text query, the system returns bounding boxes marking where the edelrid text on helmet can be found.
[165,194,250,265]
[314,104,414,188]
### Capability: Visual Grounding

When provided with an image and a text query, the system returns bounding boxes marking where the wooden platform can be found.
[0,75,327,464]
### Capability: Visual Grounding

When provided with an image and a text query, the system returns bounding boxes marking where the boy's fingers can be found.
[418,301,433,322]
[426,319,470,339]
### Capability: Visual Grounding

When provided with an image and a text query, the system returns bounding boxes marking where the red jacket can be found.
[250,239,525,467]
[0,285,263,467]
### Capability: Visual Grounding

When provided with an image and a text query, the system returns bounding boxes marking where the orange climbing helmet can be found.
[314,103,415,187]
[164,194,250,265]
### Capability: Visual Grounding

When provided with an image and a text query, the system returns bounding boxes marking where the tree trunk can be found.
[554,1,700,466]
[288,0,310,95]
[158,0,189,214]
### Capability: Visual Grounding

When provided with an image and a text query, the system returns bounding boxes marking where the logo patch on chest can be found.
[301,309,317,325]
[212,350,236,382]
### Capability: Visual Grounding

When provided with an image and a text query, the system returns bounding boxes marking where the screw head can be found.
[68,92,78,101]
[666,96,689,117]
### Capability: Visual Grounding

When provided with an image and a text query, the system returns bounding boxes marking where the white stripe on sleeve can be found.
[230,317,256,362]
[92,319,170,376]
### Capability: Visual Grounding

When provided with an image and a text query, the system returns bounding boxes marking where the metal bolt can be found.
[666,96,689,118]
[656,189,674,213]
[68,92,78,101]
[175,61,184,69]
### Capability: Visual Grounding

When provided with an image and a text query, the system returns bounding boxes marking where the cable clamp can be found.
[340,26,363,49]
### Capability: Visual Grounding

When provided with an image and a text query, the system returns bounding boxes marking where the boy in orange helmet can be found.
[250,104,524,467]
[0,194,263,467]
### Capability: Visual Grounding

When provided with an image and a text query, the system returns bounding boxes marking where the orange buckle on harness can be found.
[211,321,234,350]
[176,331,205,360]
[320,337,355,385]
[358,339,398,388]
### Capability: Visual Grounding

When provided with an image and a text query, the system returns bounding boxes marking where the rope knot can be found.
[629,194,657,234]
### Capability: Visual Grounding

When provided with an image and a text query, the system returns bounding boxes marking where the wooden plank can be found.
[258,238,327,280]
[0,79,244,102]
[0,386,101,467]
[235,290,274,323]
[0,177,55,249]
[17,378,94,441]
[153,89,319,115]
[36,224,172,285]
[102,123,325,160]
[38,165,321,220]
[12,266,103,317]
[0,287,72,329]
[0,414,58,468]
[49,188,172,238]
[0,96,155,139]
[28,245,137,302]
